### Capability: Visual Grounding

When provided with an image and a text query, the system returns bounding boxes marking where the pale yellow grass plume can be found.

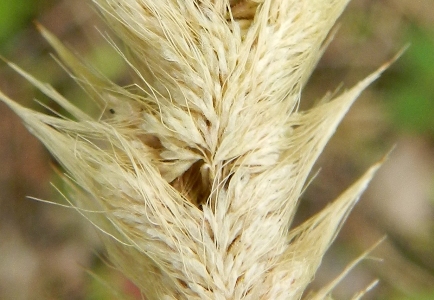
[0,0,392,299]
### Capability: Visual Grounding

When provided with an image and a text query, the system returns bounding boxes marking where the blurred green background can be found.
[0,0,433,299]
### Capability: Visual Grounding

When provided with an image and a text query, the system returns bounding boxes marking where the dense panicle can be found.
[0,0,391,299]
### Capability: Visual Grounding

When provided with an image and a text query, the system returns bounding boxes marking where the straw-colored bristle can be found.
[0,0,394,299]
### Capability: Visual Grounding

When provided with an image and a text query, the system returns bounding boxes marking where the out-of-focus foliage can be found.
[0,1,34,45]
[390,290,434,300]
[386,26,434,135]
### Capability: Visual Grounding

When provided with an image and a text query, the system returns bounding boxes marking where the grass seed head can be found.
[0,0,394,299]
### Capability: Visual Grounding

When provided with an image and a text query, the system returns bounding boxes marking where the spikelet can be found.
[0,0,393,299]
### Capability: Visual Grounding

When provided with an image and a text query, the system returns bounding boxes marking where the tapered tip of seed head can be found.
[378,45,409,73]
[34,22,52,42]
[34,20,43,31]
[0,53,8,64]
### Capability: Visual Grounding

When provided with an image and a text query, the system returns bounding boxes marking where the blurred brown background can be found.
[0,0,433,299]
